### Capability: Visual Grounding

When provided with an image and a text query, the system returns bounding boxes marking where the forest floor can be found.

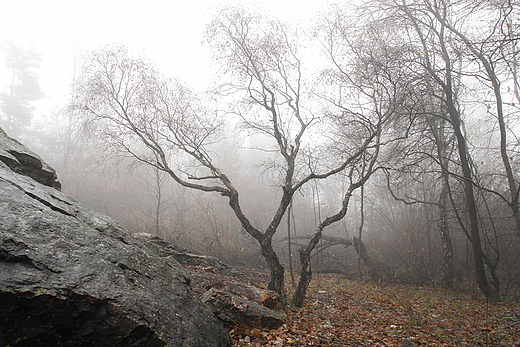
[229,274,520,346]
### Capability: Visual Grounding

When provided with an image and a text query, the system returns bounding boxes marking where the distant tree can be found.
[0,42,44,138]
[432,0,520,239]
[385,105,457,288]
[370,0,503,302]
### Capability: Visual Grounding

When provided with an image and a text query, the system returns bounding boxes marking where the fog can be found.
[1,0,519,303]
[0,0,320,114]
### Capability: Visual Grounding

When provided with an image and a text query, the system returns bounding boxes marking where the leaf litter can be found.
[229,274,520,346]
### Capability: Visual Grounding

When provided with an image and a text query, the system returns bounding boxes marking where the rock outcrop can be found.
[135,233,281,309]
[201,288,286,329]
[0,127,61,189]
[135,232,285,329]
[0,129,230,346]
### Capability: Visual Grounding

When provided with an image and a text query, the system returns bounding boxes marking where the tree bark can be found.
[357,185,365,281]
[401,0,501,303]
[432,117,454,289]
[292,183,358,307]
[260,237,286,301]
[438,180,454,288]
[226,184,288,301]
[292,229,323,307]
[287,201,296,288]
[450,105,501,303]
[434,5,520,238]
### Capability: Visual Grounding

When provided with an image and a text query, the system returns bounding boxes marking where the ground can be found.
[229,274,520,346]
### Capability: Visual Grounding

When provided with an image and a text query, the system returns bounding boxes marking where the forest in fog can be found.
[1,0,519,306]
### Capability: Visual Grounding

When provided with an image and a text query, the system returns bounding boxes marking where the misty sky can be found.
[0,0,324,117]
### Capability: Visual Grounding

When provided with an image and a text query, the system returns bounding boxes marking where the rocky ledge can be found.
[0,129,230,347]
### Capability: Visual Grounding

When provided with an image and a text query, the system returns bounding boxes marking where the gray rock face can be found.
[0,128,61,189]
[0,129,230,347]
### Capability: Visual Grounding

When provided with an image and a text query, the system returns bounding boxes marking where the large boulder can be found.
[0,129,231,347]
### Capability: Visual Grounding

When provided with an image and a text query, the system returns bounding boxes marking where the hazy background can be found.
[1,0,518,296]
[0,0,322,116]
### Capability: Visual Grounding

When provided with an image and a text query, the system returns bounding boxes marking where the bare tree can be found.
[293,143,382,306]
[77,4,394,304]
[205,7,395,303]
[205,9,313,298]
[427,0,520,238]
[367,0,502,302]
[291,7,418,307]
[385,110,457,288]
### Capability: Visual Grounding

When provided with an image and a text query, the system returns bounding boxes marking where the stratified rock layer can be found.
[0,129,230,347]
[0,127,61,189]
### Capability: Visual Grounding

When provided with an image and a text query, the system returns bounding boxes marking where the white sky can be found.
[0,0,328,117]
